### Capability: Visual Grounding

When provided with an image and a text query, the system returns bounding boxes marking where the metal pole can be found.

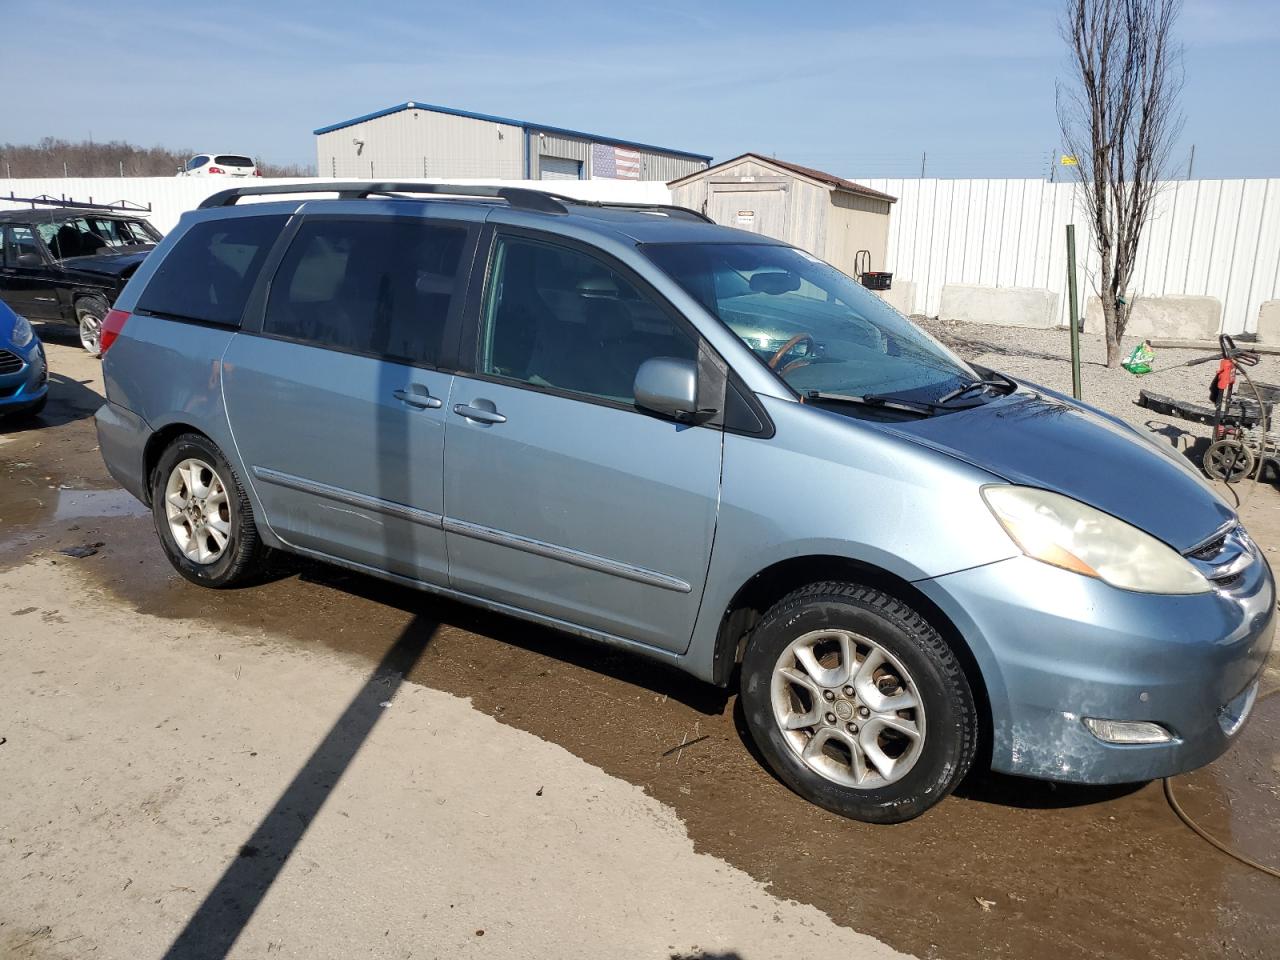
[1066,224,1082,400]
[1186,144,1196,180]
[920,152,926,178]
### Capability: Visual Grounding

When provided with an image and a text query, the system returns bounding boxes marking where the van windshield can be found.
[644,242,975,404]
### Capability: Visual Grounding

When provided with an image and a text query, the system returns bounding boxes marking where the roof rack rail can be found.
[4,191,153,213]
[196,181,572,215]
[579,201,712,223]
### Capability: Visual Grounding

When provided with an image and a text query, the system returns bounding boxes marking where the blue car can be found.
[94,182,1273,823]
[0,300,48,419]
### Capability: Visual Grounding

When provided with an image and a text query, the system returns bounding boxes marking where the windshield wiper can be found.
[806,390,938,415]
[936,378,1013,405]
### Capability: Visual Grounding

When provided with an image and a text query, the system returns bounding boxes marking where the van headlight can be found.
[981,485,1210,594]
[11,314,34,349]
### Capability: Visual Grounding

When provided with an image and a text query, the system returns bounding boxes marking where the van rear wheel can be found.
[151,433,264,588]
[740,581,977,824]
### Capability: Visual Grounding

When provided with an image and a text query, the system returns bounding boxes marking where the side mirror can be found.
[16,253,43,268]
[634,357,699,420]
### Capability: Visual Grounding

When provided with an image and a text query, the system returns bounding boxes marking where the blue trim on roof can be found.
[313,100,713,163]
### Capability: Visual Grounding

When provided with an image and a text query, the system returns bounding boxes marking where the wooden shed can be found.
[668,154,896,278]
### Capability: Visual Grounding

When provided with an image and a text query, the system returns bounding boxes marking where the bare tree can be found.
[0,138,316,179]
[1057,0,1184,367]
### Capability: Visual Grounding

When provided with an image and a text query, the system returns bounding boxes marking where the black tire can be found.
[150,432,265,588]
[75,294,109,357]
[740,581,977,824]
[1203,438,1254,483]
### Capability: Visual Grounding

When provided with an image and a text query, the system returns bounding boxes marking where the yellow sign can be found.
[1061,155,1079,166]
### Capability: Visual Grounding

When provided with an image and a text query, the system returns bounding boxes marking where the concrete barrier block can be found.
[938,284,1059,329]
[1257,300,1280,343]
[874,280,918,316]
[1085,295,1221,339]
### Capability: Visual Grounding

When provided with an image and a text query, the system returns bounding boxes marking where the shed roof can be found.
[313,101,713,163]
[668,153,896,203]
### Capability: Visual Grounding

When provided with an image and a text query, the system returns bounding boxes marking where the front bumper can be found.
[916,543,1275,784]
[0,340,48,412]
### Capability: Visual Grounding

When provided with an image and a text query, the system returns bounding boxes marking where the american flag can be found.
[591,143,642,180]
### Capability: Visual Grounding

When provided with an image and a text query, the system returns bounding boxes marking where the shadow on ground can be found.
[161,615,439,960]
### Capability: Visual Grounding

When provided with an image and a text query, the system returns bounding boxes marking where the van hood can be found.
[876,389,1233,553]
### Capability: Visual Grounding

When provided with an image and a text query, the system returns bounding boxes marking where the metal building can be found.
[314,101,711,182]
[669,154,897,277]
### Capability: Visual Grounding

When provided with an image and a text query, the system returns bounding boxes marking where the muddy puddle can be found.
[33,515,1279,960]
[1169,692,1280,874]
[4,345,1280,960]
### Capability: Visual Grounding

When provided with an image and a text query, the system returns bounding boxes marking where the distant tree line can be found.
[0,137,314,178]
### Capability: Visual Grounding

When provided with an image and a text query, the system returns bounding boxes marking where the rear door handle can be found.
[453,402,507,424]
[393,384,443,409]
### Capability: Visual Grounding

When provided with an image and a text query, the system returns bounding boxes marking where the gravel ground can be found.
[921,319,1240,455]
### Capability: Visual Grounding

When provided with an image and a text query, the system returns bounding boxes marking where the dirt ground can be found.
[2,325,1278,960]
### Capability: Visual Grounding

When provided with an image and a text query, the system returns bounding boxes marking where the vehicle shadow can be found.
[1,372,104,433]
[160,614,439,960]
[954,769,1145,809]
[292,558,733,718]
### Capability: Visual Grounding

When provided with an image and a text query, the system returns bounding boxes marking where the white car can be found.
[178,154,259,177]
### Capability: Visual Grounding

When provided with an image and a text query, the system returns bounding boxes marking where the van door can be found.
[443,231,723,653]
[223,215,476,585]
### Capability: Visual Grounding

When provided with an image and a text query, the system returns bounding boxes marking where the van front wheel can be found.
[740,582,977,824]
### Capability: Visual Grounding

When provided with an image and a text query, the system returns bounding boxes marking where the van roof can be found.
[192,181,780,247]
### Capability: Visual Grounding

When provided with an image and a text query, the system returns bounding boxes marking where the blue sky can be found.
[4,0,1277,179]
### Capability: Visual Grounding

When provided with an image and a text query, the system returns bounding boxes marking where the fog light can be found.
[1083,717,1173,744]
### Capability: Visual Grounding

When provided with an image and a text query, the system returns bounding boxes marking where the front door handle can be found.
[393,384,443,409]
[453,402,507,424]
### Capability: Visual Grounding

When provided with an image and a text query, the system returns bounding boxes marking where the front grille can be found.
[0,349,22,375]
[1188,528,1231,561]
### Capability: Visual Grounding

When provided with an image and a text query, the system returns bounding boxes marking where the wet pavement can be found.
[3,335,1279,960]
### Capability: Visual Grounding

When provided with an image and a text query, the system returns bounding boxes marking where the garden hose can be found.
[1163,691,1280,882]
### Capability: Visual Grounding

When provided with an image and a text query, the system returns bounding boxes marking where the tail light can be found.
[253,169,262,177]
[208,166,224,174]
[100,309,130,355]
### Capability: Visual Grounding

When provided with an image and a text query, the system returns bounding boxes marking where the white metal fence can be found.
[856,177,1280,334]
[6,175,1278,335]
[0,176,673,235]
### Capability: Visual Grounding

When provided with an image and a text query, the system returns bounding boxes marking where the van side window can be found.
[136,215,288,327]
[264,219,467,366]
[480,236,698,404]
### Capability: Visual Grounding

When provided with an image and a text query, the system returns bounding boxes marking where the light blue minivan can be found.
[95,183,1272,822]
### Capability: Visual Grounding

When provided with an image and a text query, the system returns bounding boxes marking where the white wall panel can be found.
[6,174,1278,334]
[850,175,1280,333]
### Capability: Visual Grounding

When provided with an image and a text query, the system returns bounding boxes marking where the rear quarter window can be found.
[136,215,287,327]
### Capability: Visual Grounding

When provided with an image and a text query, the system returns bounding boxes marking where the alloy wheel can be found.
[164,458,232,564]
[770,628,926,788]
[79,311,103,355]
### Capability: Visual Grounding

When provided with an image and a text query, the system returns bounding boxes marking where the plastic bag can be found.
[1122,341,1155,375]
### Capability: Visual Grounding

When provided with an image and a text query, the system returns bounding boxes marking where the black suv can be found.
[0,208,162,355]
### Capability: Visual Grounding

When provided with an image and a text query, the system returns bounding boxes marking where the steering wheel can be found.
[767,333,816,370]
